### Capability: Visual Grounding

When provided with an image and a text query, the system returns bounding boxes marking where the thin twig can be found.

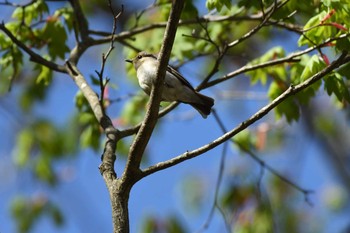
[181,18,229,88]
[227,0,288,48]
[0,0,36,8]
[95,3,124,113]
[234,140,314,206]
[89,1,303,50]
[196,109,231,233]
[203,33,350,90]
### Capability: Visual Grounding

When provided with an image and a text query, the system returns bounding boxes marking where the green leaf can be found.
[0,45,23,87]
[35,63,53,85]
[40,20,69,59]
[296,79,321,104]
[247,47,286,85]
[335,37,350,52]
[14,129,34,167]
[54,7,74,32]
[206,0,232,12]
[20,81,48,112]
[165,215,187,233]
[298,11,336,47]
[11,197,33,233]
[50,206,64,226]
[268,81,300,122]
[78,112,96,124]
[80,125,101,150]
[120,94,148,125]
[290,55,309,84]
[290,55,324,104]
[180,175,205,212]
[337,62,350,79]
[182,0,199,19]
[11,195,63,233]
[276,98,300,123]
[35,156,56,185]
[300,55,325,81]
[322,0,331,7]
[0,32,11,49]
[324,72,350,103]
[12,0,49,25]
[233,129,253,151]
[90,74,101,86]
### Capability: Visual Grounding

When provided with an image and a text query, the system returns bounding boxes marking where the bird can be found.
[125,51,214,118]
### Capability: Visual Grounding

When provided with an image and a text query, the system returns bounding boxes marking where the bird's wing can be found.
[166,65,195,90]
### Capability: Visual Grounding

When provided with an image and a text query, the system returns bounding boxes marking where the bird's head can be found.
[125,51,157,70]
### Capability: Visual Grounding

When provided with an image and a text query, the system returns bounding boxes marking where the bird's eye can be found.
[137,55,142,59]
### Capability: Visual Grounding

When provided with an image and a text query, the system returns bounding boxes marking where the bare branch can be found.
[141,52,350,177]
[0,0,36,8]
[65,61,119,181]
[203,33,350,90]
[234,139,314,206]
[95,4,124,113]
[227,0,288,48]
[196,109,230,233]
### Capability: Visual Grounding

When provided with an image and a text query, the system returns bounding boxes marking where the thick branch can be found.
[65,61,118,181]
[141,52,350,177]
[123,0,185,183]
[69,0,90,41]
[67,0,94,64]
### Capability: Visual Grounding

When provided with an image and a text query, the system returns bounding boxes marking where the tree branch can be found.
[0,21,66,73]
[88,1,301,50]
[88,8,291,40]
[68,0,90,42]
[227,0,288,48]
[95,4,124,114]
[141,52,350,177]
[116,33,350,140]
[203,33,350,90]
[123,0,185,183]
[64,61,119,180]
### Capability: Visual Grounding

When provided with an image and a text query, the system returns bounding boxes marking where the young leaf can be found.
[324,72,350,103]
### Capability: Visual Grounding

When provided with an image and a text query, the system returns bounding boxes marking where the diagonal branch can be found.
[141,52,350,177]
[227,0,288,48]
[0,21,66,73]
[65,61,119,181]
[122,0,185,183]
[202,33,350,90]
[116,33,350,140]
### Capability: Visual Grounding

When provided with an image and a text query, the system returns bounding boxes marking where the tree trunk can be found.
[110,180,131,233]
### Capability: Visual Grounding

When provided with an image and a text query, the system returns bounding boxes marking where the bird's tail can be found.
[190,92,214,118]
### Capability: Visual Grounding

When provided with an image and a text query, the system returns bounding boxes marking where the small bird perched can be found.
[125,51,214,118]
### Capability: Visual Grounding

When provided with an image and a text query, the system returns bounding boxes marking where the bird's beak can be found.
[125,59,133,63]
